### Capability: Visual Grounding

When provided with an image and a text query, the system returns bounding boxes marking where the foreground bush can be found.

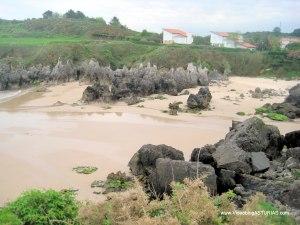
[3,189,79,225]
[78,179,296,225]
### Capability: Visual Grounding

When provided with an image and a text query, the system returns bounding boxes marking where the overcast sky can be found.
[0,0,299,35]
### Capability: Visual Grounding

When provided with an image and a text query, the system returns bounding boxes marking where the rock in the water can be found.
[224,117,284,159]
[190,145,216,166]
[250,152,270,173]
[187,87,212,109]
[212,142,252,174]
[285,130,300,148]
[128,144,184,177]
[286,147,300,160]
[153,158,217,195]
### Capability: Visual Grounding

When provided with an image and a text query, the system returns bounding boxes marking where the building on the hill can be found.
[280,36,300,49]
[210,31,256,50]
[163,28,193,44]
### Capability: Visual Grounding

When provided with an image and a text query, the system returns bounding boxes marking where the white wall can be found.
[163,31,193,44]
[210,33,235,48]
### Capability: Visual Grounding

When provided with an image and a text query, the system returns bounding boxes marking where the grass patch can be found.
[73,166,98,174]
[266,112,289,121]
[2,189,78,225]
[291,169,300,180]
[255,106,289,121]
[236,111,246,116]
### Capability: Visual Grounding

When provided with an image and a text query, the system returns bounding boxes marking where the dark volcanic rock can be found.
[250,152,270,173]
[285,83,300,108]
[285,130,300,148]
[263,102,300,119]
[128,144,184,177]
[190,144,216,166]
[218,169,236,191]
[187,87,212,109]
[286,147,300,159]
[82,83,111,103]
[212,142,252,174]
[153,158,217,195]
[224,117,284,159]
[239,174,290,205]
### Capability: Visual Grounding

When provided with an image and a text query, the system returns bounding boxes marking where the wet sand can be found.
[0,76,299,206]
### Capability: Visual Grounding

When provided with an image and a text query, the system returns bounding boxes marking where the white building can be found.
[163,28,193,44]
[210,32,256,50]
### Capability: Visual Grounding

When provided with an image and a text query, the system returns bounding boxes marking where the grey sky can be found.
[0,0,299,35]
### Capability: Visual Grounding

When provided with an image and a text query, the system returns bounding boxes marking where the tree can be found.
[64,9,76,19]
[42,10,53,19]
[75,11,86,19]
[291,28,300,37]
[63,10,86,19]
[273,27,281,36]
[110,16,121,27]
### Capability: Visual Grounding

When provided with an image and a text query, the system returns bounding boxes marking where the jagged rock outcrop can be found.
[190,144,216,166]
[260,84,300,119]
[81,83,111,102]
[187,87,212,109]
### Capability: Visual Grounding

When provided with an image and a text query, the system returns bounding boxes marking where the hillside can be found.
[0,16,299,79]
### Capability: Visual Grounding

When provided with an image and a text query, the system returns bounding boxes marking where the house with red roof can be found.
[163,28,193,44]
[210,31,256,50]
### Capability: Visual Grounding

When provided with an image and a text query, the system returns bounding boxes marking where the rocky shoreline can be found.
[127,117,300,221]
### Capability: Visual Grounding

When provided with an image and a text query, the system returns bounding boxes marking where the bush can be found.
[7,189,79,225]
[0,208,22,225]
[266,112,289,121]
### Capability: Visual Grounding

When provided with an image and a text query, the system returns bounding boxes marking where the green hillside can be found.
[0,13,299,78]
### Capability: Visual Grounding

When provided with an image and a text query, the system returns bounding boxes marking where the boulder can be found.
[208,70,227,82]
[229,120,241,131]
[285,130,300,148]
[224,117,284,159]
[218,169,236,191]
[286,147,300,160]
[284,180,300,209]
[212,142,252,174]
[239,174,290,205]
[82,86,98,102]
[128,144,184,177]
[250,152,270,173]
[187,87,212,109]
[190,144,216,166]
[285,83,300,108]
[82,83,111,103]
[263,102,300,119]
[285,157,300,169]
[153,158,217,195]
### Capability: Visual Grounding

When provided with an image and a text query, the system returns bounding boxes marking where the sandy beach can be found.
[0,76,299,206]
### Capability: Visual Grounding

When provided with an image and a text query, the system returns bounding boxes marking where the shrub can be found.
[73,166,98,174]
[266,112,289,121]
[7,189,79,225]
[0,208,22,225]
[236,111,246,116]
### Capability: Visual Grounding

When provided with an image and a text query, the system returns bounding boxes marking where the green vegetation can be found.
[266,112,289,121]
[0,13,299,78]
[255,106,289,121]
[291,169,300,179]
[106,179,133,191]
[1,180,296,225]
[1,190,78,225]
[236,111,246,116]
[73,166,98,174]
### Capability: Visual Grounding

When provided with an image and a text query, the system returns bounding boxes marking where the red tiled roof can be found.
[211,31,230,37]
[163,28,187,37]
[239,42,256,48]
